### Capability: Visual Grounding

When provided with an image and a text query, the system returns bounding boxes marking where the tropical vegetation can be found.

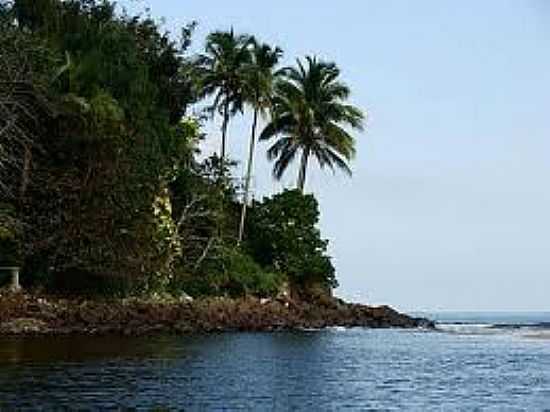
[260,56,364,192]
[0,0,365,300]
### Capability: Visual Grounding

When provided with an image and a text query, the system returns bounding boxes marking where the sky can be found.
[121,0,550,312]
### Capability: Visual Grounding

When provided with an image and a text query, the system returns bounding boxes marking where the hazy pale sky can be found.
[122,0,550,312]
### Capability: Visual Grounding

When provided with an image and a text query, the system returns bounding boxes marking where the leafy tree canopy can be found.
[247,189,337,290]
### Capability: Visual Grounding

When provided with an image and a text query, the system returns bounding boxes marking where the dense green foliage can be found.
[2,0,197,284]
[0,0,364,300]
[247,190,337,290]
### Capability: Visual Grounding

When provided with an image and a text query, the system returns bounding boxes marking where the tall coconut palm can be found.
[199,29,253,177]
[260,56,365,192]
[237,41,283,244]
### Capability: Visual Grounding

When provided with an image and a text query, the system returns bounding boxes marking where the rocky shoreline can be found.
[0,290,434,336]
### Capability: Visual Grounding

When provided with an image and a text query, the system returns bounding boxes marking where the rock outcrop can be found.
[0,290,434,336]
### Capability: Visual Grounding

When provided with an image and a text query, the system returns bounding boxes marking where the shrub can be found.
[246,189,338,291]
[224,249,284,298]
[170,248,285,298]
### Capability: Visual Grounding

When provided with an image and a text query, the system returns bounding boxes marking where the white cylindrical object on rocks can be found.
[9,267,21,291]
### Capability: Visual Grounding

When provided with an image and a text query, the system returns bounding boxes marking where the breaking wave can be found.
[436,322,550,339]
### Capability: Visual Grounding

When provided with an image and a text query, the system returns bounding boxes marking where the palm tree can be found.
[260,56,365,192]
[237,40,283,244]
[199,29,253,176]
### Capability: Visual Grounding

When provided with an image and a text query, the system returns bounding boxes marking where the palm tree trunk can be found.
[219,101,230,179]
[297,147,310,192]
[238,107,259,245]
[217,100,231,239]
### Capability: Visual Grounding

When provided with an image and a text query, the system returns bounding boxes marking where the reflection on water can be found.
[0,335,184,363]
[1,329,550,410]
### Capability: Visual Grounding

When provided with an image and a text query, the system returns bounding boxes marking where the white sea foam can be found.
[437,323,500,335]
[519,330,550,340]
[327,326,348,332]
[437,321,550,341]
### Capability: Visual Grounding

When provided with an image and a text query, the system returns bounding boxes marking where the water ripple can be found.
[0,330,549,410]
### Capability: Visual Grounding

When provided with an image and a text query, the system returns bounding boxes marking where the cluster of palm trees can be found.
[197,29,365,243]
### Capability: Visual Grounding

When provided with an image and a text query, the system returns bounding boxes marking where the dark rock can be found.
[0,292,435,336]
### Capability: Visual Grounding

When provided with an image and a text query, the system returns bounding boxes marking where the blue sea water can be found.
[1,313,550,410]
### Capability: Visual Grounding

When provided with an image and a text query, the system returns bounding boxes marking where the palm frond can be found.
[266,136,292,160]
[262,54,365,188]
[272,144,298,180]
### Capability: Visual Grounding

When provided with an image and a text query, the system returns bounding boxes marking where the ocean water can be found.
[0,313,549,410]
